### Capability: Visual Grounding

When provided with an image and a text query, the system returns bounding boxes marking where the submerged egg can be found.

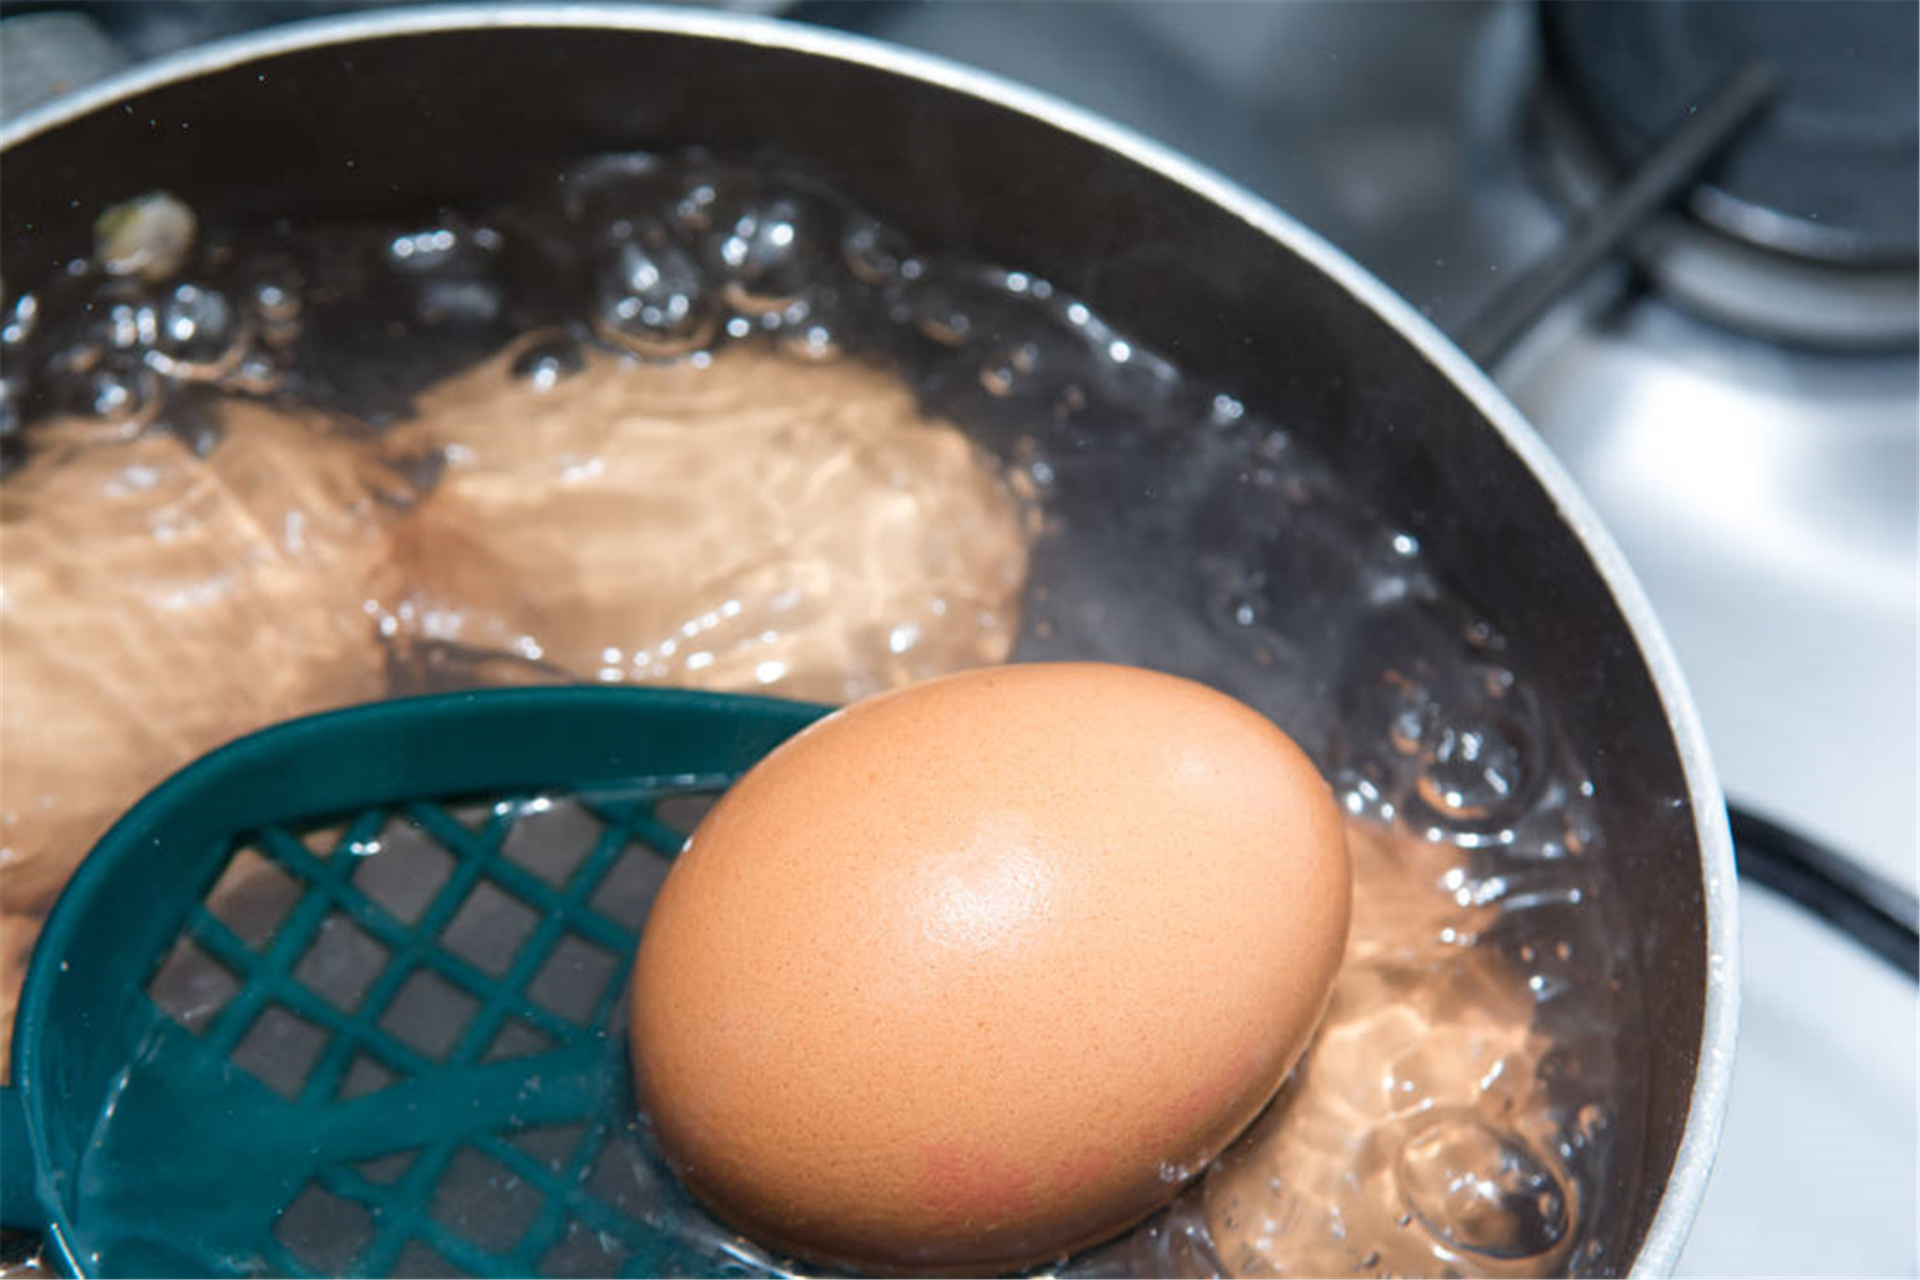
[630,662,1351,1274]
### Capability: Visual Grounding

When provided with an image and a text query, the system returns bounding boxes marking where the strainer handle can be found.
[0,1085,42,1230]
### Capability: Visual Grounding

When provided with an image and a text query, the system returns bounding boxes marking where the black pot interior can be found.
[0,20,1708,1273]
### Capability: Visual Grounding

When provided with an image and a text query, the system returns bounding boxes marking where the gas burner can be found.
[1530,0,1918,348]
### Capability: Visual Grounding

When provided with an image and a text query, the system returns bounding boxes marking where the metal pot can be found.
[0,6,1735,1274]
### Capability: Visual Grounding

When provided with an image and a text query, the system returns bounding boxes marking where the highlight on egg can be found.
[629,662,1352,1274]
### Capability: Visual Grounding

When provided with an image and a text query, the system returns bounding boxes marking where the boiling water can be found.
[2,153,1645,1277]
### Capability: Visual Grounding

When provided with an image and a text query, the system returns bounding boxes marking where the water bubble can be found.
[1396,1113,1571,1261]
[76,363,161,432]
[145,283,248,381]
[673,178,723,234]
[250,277,305,349]
[222,352,285,395]
[593,235,719,358]
[1388,700,1429,755]
[3,292,38,346]
[717,194,822,314]
[1202,560,1271,635]
[387,226,462,272]
[979,342,1039,396]
[251,279,302,325]
[842,218,922,286]
[103,299,159,351]
[777,324,840,363]
[911,285,976,347]
[1209,392,1245,426]
[1464,619,1502,651]
[1415,714,1535,826]
[509,332,586,391]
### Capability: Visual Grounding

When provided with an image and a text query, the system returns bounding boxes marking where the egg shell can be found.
[630,662,1351,1274]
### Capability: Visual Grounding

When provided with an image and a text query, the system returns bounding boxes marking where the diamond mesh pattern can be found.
[145,785,718,1277]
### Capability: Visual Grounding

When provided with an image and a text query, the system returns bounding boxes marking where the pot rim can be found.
[2,5,1738,1274]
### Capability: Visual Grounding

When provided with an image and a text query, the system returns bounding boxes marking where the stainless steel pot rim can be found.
[1,5,1739,1274]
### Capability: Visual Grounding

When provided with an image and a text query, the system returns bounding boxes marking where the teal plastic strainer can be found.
[0,686,830,1278]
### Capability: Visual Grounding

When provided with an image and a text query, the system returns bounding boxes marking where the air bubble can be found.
[1202,562,1270,637]
[1396,1113,1570,1261]
[77,364,162,432]
[979,342,1039,396]
[1387,701,1428,755]
[102,299,158,351]
[1464,619,1501,651]
[593,235,719,358]
[674,179,723,234]
[3,293,38,346]
[1414,715,1535,827]
[223,352,285,395]
[912,287,975,346]
[251,280,302,326]
[509,332,586,391]
[146,283,249,381]
[387,226,462,271]
[717,194,822,315]
[842,218,922,286]
[778,324,840,363]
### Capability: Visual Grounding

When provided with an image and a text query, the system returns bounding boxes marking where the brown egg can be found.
[0,404,405,1077]
[630,662,1351,1274]
[385,345,1030,703]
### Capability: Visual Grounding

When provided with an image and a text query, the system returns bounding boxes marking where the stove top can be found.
[2,1,1914,1274]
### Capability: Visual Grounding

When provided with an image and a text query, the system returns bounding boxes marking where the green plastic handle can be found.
[0,1084,42,1231]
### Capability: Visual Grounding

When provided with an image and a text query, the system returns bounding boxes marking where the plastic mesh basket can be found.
[1,687,828,1278]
